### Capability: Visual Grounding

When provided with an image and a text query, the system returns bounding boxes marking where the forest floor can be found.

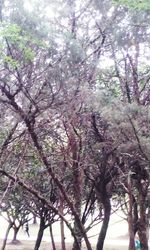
[0,215,129,250]
[1,214,149,250]
[0,239,128,250]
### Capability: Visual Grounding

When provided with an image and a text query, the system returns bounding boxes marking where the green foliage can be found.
[0,130,7,145]
[4,55,20,69]
[23,47,35,62]
[30,153,41,167]
[0,23,22,43]
[0,22,46,66]
[113,0,150,10]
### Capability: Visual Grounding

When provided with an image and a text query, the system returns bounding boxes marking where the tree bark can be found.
[12,226,20,242]
[34,217,45,250]
[72,217,82,250]
[1,223,12,250]
[70,130,83,250]
[59,198,66,250]
[60,218,66,250]
[72,172,82,250]
[138,187,149,250]
[128,214,136,250]
[138,224,148,250]
[33,214,37,224]
[96,195,111,250]
[128,176,136,250]
[49,224,56,250]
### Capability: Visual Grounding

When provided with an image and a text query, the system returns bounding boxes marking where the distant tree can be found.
[0,185,31,250]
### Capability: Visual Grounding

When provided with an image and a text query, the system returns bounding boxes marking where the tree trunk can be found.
[138,189,149,250]
[128,214,136,250]
[96,196,111,250]
[33,214,37,224]
[60,218,66,250]
[128,177,136,250]
[34,217,45,250]
[71,135,83,250]
[72,218,82,250]
[12,226,20,242]
[1,223,12,250]
[49,224,56,250]
[138,225,148,250]
[72,182,82,250]
[133,196,138,235]
[59,197,66,250]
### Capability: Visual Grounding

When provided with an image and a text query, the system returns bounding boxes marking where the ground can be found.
[0,213,149,250]
[0,239,128,250]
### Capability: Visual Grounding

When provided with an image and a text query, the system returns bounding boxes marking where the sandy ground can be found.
[0,240,73,250]
[0,212,149,250]
[0,239,128,250]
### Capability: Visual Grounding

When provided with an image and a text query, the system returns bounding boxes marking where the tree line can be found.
[0,0,149,250]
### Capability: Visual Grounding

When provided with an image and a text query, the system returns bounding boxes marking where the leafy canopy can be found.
[113,0,150,10]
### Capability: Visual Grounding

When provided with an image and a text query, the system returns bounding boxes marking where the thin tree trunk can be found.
[33,214,37,224]
[71,135,83,250]
[96,196,111,250]
[12,226,20,242]
[1,223,12,250]
[72,186,83,250]
[59,197,66,250]
[72,218,82,250]
[49,224,56,250]
[60,218,66,250]
[138,189,149,250]
[133,196,138,235]
[128,214,136,250]
[128,176,136,250]
[72,196,85,250]
[34,217,45,250]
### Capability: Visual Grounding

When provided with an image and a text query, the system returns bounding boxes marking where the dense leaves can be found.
[113,0,150,10]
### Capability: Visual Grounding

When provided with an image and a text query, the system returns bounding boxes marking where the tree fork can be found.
[0,88,92,250]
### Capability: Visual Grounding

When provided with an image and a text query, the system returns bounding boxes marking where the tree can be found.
[0,1,149,250]
[0,0,107,249]
[0,185,31,249]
